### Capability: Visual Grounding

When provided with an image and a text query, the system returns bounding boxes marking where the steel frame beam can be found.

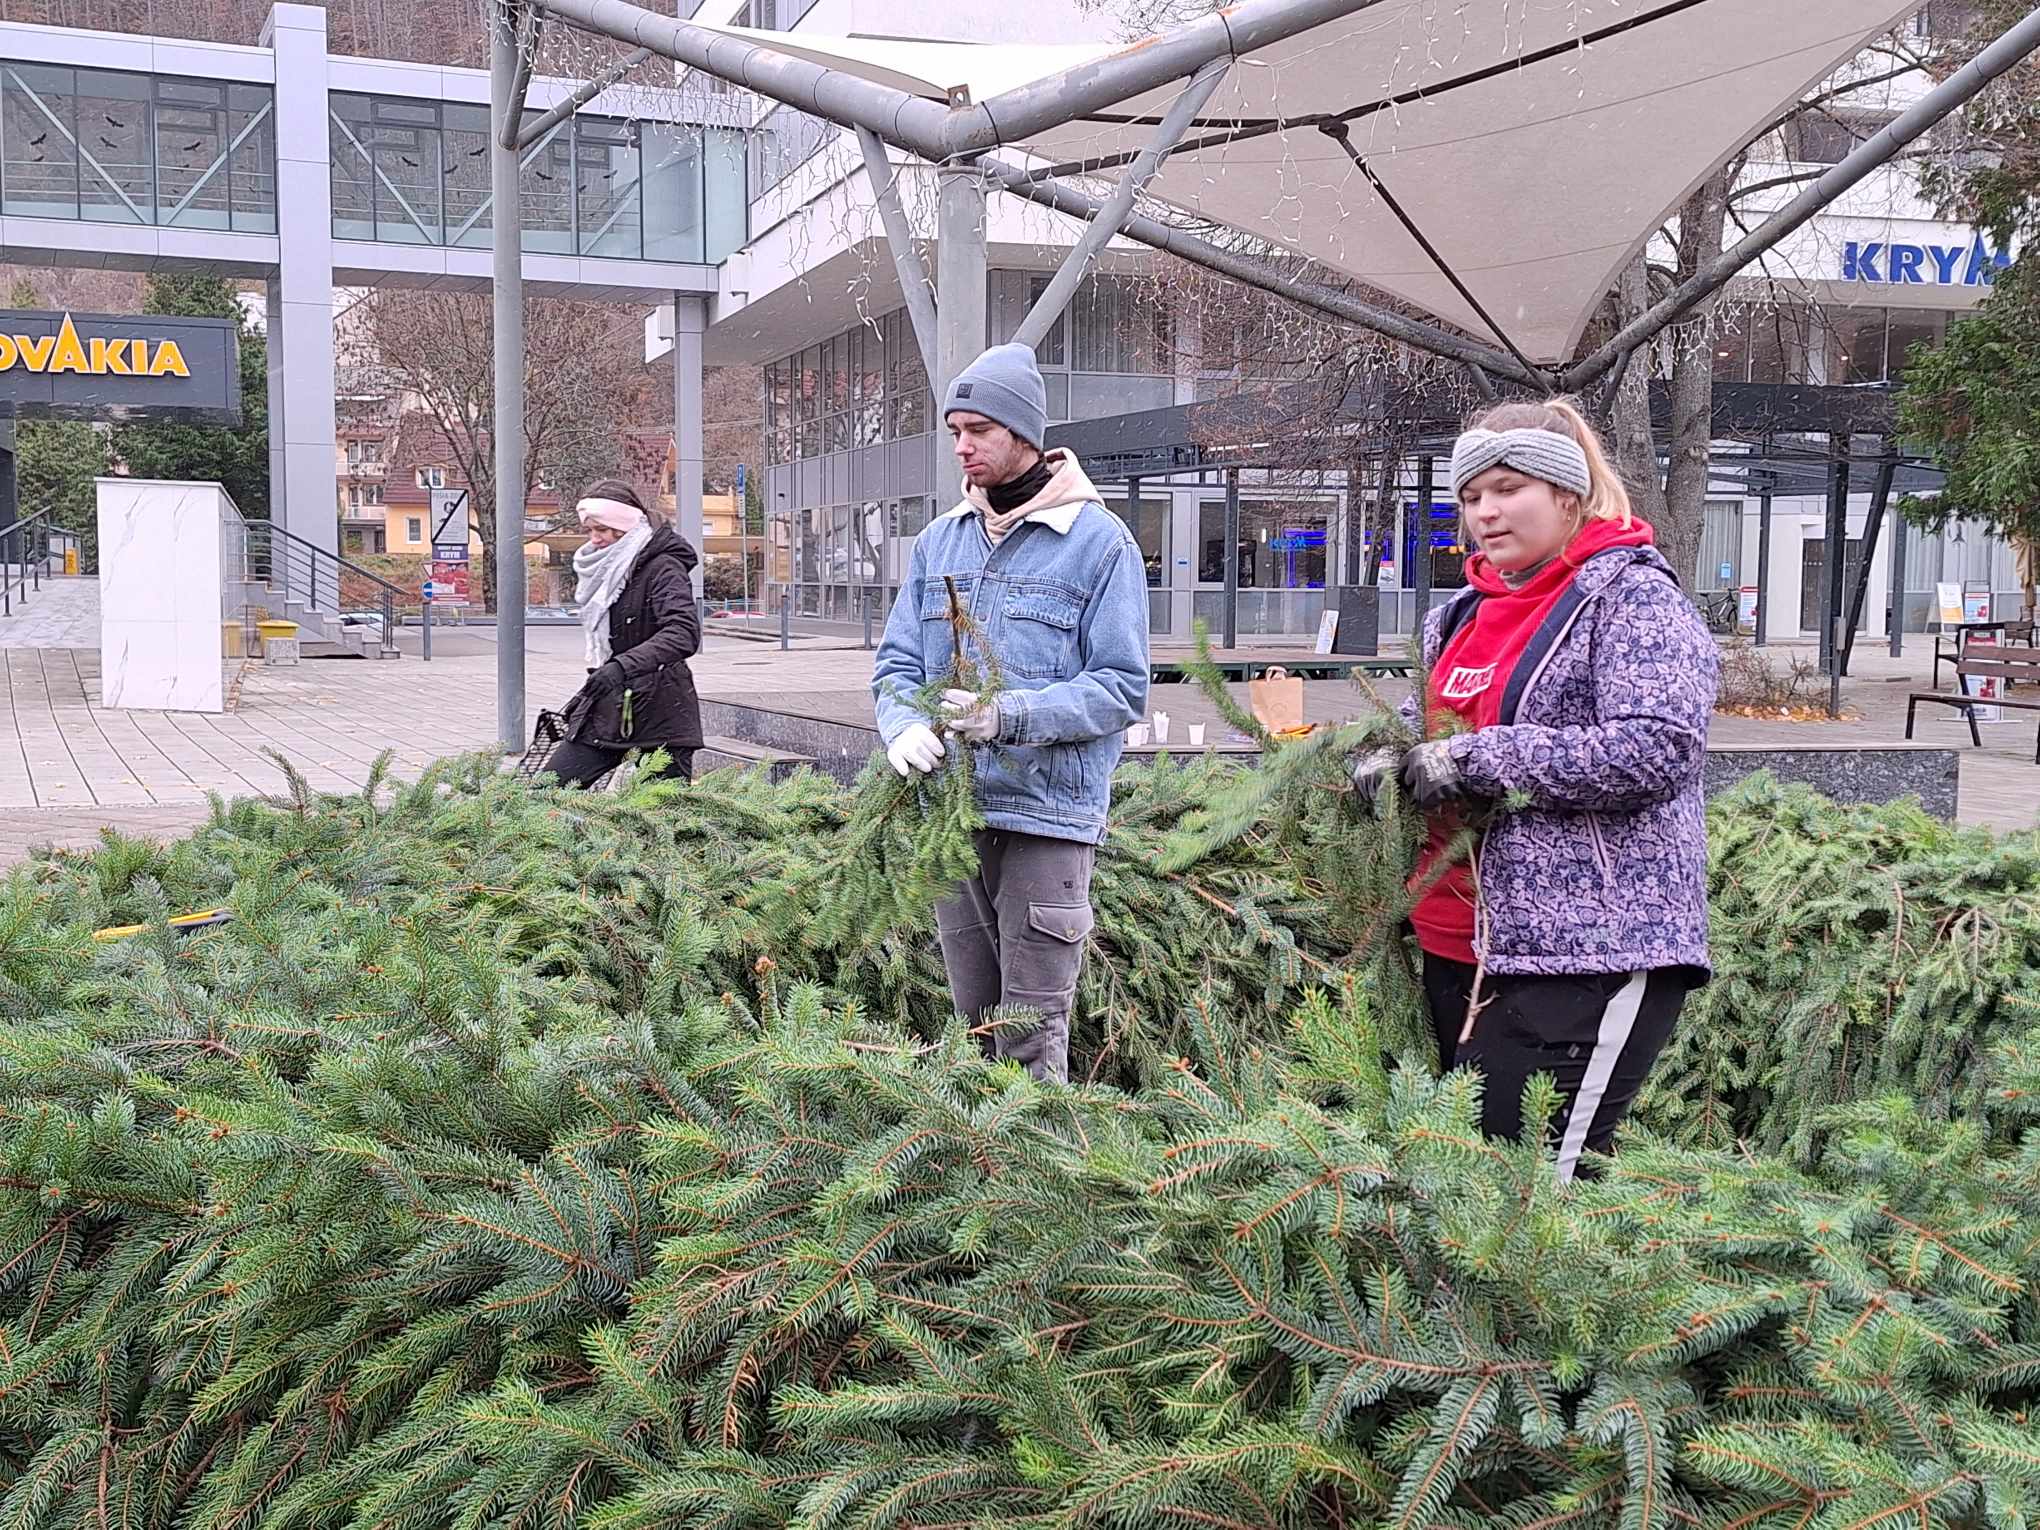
[493,0,529,752]
[516,44,653,150]
[522,0,2040,395]
[855,126,940,384]
[1013,58,1229,354]
[1564,3,2040,391]
[500,6,543,150]
[524,0,1545,381]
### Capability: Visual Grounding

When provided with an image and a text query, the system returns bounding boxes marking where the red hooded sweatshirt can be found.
[1409,515,1658,964]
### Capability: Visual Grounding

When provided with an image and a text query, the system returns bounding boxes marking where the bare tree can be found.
[352,288,660,608]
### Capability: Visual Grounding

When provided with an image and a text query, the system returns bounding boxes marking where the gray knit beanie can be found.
[943,343,1048,448]
[1449,427,1592,499]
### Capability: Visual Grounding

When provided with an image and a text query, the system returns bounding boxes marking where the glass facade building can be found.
[0,63,276,231]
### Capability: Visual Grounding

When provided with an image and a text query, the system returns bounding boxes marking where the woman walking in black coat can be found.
[549,478,704,787]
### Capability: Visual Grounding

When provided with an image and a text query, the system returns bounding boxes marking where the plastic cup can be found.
[1152,710,1171,743]
[1126,724,1149,748]
[1188,723,1206,747]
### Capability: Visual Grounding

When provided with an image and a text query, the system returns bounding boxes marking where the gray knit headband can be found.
[1449,427,1592,499]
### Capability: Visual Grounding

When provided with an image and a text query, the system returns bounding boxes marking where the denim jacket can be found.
[873,452,1151,845]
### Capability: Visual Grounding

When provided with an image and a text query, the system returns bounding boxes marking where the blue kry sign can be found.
[1841,235,2011,287]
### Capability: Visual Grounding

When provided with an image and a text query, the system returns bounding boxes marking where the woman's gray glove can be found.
[1347,746,1402,812]
[1400,739,1469,811]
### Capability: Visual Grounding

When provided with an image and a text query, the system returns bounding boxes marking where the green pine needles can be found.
[0,750,2036,1526]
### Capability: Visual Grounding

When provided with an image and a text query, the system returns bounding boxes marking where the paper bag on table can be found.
[1248,666,1305,733]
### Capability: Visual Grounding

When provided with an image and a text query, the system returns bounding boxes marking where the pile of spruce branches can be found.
[0,751,2035,1527]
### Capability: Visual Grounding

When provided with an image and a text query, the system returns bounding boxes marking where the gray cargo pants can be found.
[934,829,1097,1085]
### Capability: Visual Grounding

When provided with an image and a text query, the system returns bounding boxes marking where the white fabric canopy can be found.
[704,0,1922,363]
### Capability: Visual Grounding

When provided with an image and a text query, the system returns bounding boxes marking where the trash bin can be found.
[63,548,78,576]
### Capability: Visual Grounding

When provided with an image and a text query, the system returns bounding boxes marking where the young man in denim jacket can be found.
[872,343,1150,1084]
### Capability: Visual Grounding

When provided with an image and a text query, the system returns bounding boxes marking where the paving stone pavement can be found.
[0,627,2029,867]
[0,575,101,648]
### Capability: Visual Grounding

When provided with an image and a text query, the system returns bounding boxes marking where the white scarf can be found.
[573,526,652,667]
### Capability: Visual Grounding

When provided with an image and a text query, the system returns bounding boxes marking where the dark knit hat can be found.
[942,343,1048,448]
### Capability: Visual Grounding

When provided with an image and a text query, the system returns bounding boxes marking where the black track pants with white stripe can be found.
[1421,955,1686,1181]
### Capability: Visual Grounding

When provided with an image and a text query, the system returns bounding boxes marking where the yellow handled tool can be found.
[92,908,235,943]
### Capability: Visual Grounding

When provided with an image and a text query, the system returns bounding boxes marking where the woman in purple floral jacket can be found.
[1350,398,1720,1180]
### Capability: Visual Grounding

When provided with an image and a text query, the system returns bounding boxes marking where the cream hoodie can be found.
[953,448,1104,545]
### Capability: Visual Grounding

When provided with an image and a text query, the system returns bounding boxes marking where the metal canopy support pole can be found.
[500,8,540,149]
[1841,453,1897,676]
[856,126,940,385]
[1754,481,1773,647]
[1888,502,1908,658]
[1821,448,1849,719]
[1012,58,1229,353]
[935,158,987,403]
[1222,467,1240,650]
[1565,4,2040,391]
[517,45,652,148]
[492,0,530,753]
[1413,454,1434,634]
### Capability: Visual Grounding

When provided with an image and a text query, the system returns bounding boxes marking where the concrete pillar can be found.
[260,4,336,563]
[671,295,706,598]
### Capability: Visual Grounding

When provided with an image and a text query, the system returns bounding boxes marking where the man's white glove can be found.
[938,689,1002,744]
[886,722,946,777]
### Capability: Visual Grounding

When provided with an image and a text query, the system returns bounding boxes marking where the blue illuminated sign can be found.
[1841,235,2011,287]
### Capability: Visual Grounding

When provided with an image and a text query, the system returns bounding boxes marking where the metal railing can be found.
[232,516,409,659]
[0,509,57,617]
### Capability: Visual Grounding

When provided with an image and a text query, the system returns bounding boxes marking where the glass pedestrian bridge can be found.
[0,3,744,571]
[0,14,746,271]
[0,61,745,263]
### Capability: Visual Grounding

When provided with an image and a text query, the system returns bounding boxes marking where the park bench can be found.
[1906,655,2040,763]
[1934,619,2036,688]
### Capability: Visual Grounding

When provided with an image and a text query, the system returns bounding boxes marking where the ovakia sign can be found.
[0,309,240,426]
[0,313,193,378]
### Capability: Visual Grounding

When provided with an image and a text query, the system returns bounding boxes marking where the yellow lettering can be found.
[17,335,55,370]
[147,339,189,378]
[0,335,16,370]
[88,338,133,375]
[46,314,88,374]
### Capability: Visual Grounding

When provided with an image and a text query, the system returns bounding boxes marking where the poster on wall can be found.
[1936,582,1965,626]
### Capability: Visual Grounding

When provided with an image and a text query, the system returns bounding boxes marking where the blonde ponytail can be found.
[1466,396,1633,529]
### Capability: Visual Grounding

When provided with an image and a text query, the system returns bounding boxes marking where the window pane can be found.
[5,64,80,220]
[443,101,490,247]
[160,79,231,227]
[327,91,374,239]
[1026,275,1067,365]
[519,114,574,254]
[642,122,704,262]
[1072,273,1171,373]
[76,69,150,225]
[574,116,639,257]
[371,99,439,245]
[1107,493,1167,586]
[704,126,746,260]
[228,83,275,232]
